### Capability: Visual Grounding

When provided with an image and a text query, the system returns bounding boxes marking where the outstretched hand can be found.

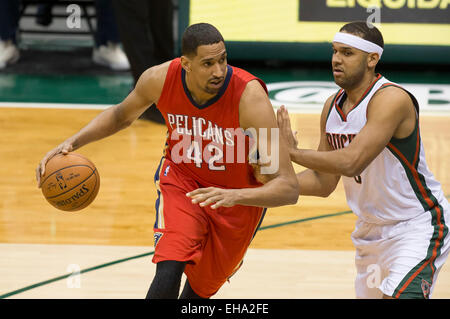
[186,187,241,209]
[276,105,298,153]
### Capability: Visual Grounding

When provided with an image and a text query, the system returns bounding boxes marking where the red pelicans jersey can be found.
[156,58,267,189]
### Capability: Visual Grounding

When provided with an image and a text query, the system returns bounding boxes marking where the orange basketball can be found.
[40,153,100,211]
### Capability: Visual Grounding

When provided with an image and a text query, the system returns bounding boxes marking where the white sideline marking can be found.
[0,100,449,117]
[0,102,111,110]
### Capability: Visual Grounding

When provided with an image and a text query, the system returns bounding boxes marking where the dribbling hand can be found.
[36,141,74,188]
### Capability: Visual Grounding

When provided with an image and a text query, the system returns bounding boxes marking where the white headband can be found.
[333,32,383,58]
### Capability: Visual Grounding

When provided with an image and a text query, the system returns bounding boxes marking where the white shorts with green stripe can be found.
[352,201,450,299]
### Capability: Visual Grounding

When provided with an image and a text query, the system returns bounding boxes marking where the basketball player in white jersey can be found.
[277,21,450,299]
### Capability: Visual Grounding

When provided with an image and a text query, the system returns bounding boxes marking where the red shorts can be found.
[152,157,266,298]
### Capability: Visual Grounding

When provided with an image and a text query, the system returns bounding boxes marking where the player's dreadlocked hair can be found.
[182,23,225,57]
[340,21,384,49]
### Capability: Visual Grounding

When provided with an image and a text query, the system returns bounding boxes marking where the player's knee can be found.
[154,260,186,287]
[146,260,186,299]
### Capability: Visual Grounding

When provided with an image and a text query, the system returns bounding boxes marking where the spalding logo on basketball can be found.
[40,153,100,211]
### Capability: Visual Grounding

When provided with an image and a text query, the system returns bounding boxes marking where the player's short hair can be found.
[181,23,225,57]
[340,21,384,49]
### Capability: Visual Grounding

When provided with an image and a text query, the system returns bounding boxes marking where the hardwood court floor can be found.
[0,106,449,298]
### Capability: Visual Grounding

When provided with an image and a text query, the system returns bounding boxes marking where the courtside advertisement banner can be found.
[188,0,450,45]
[183,0,450,62]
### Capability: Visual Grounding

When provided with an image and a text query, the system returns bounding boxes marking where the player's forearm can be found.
[69,105,130,150]
[236,176,299,208]
[290,148,356,177]
[296,169,338,197]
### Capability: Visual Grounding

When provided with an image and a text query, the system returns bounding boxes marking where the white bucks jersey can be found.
[326,74,448,223]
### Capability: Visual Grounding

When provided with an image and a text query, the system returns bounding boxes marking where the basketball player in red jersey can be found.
[36,23,299,298]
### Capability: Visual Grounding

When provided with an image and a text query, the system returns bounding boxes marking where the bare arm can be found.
[285,87,416,177]
[187,80,300,208]
[277,95,340,197]
[36,62,170,186]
